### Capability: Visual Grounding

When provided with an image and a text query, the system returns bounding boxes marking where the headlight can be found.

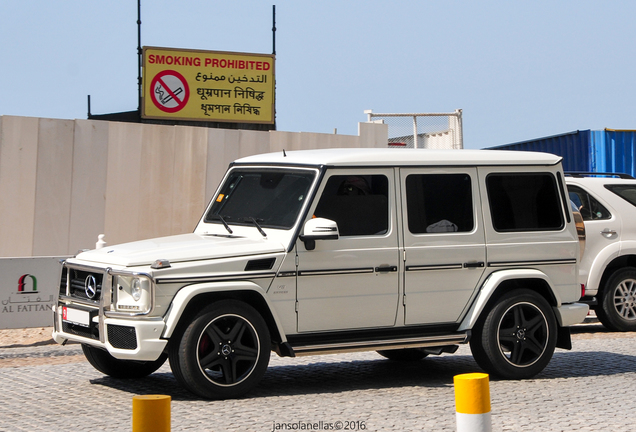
[114,275,152,314]
[131,278,142,301]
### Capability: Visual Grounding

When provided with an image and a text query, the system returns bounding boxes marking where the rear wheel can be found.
[81,344,167,379]
[596,268,636,332]
[377,348,428,361]
[470,289,557,379]
[169,300,270,399]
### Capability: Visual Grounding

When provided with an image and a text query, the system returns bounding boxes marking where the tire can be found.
[169,300,271,399]
[81,344,167,379]
[469,289,557,379]
[596,268,636,332]
[377,348,428,361]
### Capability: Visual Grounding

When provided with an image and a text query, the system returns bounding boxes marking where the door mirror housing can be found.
[299,218,339,250]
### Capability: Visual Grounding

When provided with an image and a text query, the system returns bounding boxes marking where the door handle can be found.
[600,229,617,237]
[375,266,397,273]
[463,262,485,268]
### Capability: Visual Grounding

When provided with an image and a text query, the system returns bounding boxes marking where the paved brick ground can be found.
[1,324,635,431]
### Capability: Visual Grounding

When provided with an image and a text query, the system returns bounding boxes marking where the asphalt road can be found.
[1,323,634,431]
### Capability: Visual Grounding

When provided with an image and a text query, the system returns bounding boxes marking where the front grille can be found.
[62,322,100,340]
[59,267,68,295]
[107,325,138,350]
[67,268,103,301]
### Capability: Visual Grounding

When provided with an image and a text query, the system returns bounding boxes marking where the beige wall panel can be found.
[237,129,271,158]
[32,118,74,256]
[104,122,144,246]
[0,116,389,256]
[274,130,305,151]
[138,124,176,240]
[68,120,109,253]
[0,116,39,257]
[171,126,208,234]
[206,129,240,202]
[359,122,389,148]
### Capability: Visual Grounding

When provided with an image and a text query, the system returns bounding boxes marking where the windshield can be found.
[205,168,316,229]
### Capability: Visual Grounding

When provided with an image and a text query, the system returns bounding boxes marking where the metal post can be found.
[137,0,142,113]
[413,115,419,149]
[272,5,276,55]
[455,109,463,149]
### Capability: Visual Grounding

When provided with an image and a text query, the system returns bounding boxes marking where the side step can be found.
[288,333,468,357]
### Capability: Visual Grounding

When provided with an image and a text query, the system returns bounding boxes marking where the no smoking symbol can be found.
[150,70,190,113]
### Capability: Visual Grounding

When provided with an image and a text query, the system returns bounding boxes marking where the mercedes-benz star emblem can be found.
[85,275,97,299]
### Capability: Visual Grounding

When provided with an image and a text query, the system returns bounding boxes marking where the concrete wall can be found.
[0,116,388,257]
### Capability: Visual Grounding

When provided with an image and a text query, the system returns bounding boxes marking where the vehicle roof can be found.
[566,176,636,185]
[233,148,563,167]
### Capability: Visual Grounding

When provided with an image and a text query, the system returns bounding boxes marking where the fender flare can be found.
[161,281,287,342]
[457,269,561,332]
[586,243,621,294]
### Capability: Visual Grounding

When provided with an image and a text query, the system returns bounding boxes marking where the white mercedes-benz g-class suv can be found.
[566,173,636,331]
[53,148,588,399]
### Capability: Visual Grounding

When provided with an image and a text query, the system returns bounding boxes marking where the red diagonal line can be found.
[157,77,184,105]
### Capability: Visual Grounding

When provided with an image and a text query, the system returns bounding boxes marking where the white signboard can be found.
[0,257,67,329]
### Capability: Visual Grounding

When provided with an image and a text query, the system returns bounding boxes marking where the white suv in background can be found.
[566,173,636,331]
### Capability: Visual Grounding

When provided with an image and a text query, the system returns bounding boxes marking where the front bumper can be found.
[52,303,167,361]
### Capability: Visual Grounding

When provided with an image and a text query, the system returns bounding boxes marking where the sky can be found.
[1,1,635,149]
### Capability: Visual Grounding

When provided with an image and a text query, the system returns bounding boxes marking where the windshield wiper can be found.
[240,217,267,238]
[211,214,233,234]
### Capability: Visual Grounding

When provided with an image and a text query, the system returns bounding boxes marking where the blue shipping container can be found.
[488,129,636,177]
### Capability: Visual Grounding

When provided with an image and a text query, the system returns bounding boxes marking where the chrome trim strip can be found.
[298,268,375,277]
[406,263,463,272]
[276,271,297,278]
[488,259,577,268]
[155,271,277,285]
[291,333,468,356]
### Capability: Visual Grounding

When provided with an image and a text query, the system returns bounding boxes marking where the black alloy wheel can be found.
[169,300,270,399]
[470,289,557,379]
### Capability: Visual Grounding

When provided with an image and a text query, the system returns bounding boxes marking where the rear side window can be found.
[405,173,474,234]
[487,173,564,232]
[606,184,636,207]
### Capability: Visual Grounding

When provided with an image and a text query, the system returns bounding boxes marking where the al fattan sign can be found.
[0,258,62,329]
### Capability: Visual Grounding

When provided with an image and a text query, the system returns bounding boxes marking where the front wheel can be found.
[81,344,167,379]
[169,300,271,399]
[470,289,557,379]
[596,268,636,332]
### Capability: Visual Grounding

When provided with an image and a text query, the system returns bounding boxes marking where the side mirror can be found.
[299,218,339,250]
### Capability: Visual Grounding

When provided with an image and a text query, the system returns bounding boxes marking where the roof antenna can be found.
[283,149,287,157]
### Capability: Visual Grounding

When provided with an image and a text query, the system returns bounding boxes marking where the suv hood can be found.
[73,233,285,267]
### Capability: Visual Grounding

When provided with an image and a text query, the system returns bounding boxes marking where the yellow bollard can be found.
[454,373,491,432]
[132,394,171,432]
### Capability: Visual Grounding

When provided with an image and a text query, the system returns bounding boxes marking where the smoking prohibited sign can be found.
[142,46,275,124]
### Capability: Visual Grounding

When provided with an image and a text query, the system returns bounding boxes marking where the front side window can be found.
[314,174,389,236]
[487,173,564,232]
[205,169,315,229]
[568,185,611,220]
[405,173,474,234]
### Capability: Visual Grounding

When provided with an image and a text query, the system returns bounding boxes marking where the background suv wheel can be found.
[596,267,636,332]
